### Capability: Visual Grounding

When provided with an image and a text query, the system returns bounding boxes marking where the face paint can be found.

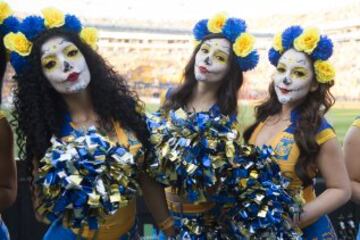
[41,37,91,94]
[194,38,231,83]
[273,48,316,105]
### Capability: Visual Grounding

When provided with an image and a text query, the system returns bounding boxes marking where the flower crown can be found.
[0,2,19,45]
[3,7,99,74]
[268,25,335,83]
[193,13,259,72]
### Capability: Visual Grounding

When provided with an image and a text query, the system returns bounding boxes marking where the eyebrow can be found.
[42,40,66,54]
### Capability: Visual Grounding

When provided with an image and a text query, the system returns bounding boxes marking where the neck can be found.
[191,81,219,105]
[63,89,93,117]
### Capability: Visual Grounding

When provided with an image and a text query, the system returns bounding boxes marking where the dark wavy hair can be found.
[0,39,7,105]
[12,28,150,175]
[162,33,243,115]
[243,58,335,187]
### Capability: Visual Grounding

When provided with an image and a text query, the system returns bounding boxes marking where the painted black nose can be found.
[204,56,211,65]
[283,77,291,85]
[63,61,73,72]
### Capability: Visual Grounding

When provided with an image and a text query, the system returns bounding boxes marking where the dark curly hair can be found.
[243,56,335,187]
[162,33,243,116]
[0,39,7,105]
[12,28,150,176]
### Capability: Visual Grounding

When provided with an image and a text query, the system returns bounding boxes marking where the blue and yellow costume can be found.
[42,115,143,240]
[249,109,337,239]
[0,111,11,240]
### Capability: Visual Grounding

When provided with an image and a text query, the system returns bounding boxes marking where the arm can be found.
[0,118,17,212]
[138,172,175,236]
[300,138,351,225]
[344,126,360,204]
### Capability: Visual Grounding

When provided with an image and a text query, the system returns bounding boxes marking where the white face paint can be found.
[41,37,91,94]
[274,48,317,105]
[194,38,231,83]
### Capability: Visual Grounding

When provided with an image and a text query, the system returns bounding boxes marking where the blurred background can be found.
[1,0,360,239]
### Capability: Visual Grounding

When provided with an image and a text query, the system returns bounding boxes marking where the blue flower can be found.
[193,19,209,41]
[311,35,333,61]
[268,48,281,66]
[10,52,29,74]
[19,16,45,41]
[222,18,247,42]
[0,16,20,35]
[237,50,259,71]
[64,15,82,33]
[281,25,303,50]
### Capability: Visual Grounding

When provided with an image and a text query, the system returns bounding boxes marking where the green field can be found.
[146,103,360,143]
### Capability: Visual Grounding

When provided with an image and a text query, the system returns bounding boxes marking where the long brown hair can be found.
[163,33,243,116]
[243,74,335,187]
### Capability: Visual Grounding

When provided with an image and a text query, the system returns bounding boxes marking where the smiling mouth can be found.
[277,86,292,94]
[67,72,80,82]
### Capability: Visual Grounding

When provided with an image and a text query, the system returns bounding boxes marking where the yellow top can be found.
[0,111,5,120]
[249,118,336,204]
[70,123,143,239]
[352,116,360,128]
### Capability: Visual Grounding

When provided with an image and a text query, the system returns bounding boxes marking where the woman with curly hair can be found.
[243,26,351,239]
[0,2,18,240]
[4,8,174,240]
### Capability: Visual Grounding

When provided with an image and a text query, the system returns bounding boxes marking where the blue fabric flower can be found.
[0,16,20,35]
[193,19,209,41]
[19,16,45,41]
[281,25,303,50]
[311,35,333,61]
[64,15,82,33]
[268,48,281,66]
[222,18,247,42]
[10,52,29,74]
[237,50,259,71]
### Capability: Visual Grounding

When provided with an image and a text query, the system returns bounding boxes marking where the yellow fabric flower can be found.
[42,7,65,28]
[294,28,320,54]
[207,12,227,33]
[314,60,335,83]
[232,32,255,57]
[273,32,283,53]
[80,27,98,50]
[0,2,12,24]
[4,32,33,56]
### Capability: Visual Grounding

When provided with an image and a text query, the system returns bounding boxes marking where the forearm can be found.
[0,187,16,212]
[350,181,360,204]
[138,172,175,236]
[301,187,350,224]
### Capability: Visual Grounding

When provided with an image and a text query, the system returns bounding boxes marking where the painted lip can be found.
[277,86,292,94]
[198,66,209,74]
[67,72,80,82]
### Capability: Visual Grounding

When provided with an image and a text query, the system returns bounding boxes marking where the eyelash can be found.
[277,67,286,73]
[294,71,305,77]
[201,48,209,53]
[67,49,78,57]
[44,60,56,70]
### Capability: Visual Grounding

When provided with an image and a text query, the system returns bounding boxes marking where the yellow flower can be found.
[0,2,12,24]
[41,7,65,28]
[207,12,227,33]
[232,32,255,57]
[273,32,283,52]
[294,28,320,54]
[80,27,98,50]
[3,32,33,56]
[314,60,335,83]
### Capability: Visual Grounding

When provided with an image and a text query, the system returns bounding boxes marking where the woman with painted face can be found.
[344,116,360,239]
[4,8,174,239]
[243,26,351,239]
[146,13,300,239]
[0,3,18,240]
